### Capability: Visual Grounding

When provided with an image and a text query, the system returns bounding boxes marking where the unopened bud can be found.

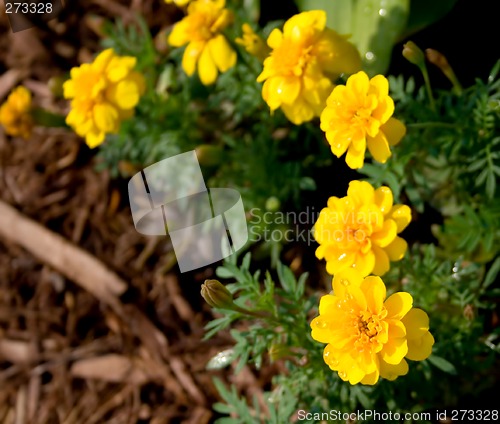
[426,48,462,94]
[268,343,290,361]
[195,145,224,166]
[201,279,234,309]
[265,196,280,212]
[48,76,65,98]
[402,41,425,67]
[463,304,475,321]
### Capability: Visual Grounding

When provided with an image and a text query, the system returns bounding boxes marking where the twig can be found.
[0,200,127,305]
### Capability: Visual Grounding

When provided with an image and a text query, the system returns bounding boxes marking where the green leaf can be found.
[277,262,297,293]
[403,0,459,39]
[482,257,500,290]
[427,354,457,375]
[351,0,410,75]
[296,0,353,34]
[296,0,410,75]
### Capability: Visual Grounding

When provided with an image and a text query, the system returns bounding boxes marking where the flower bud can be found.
[268,343,290,361]
[195,145,224,166]
[265,196,281,212]
[402,41,425,67]
[426,48,462,94]
[48,76,65,98]
[201,279,234,309]
[463,304,475,321]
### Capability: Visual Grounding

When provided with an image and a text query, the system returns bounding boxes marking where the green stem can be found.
[32,108,68,128]
[233,304,280,324]
[407,122,457,130]
[420,64,436,111]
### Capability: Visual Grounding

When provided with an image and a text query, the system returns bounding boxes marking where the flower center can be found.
[272,39,313,77]
[353,310,384,351]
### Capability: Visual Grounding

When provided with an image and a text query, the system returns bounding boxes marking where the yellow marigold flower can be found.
[164,0,190,6]
[0,86,33,139]
[256,10,361,125]
[320,71,406,169]
[311,269,434,385]
[314,180,411,277]
[63,48,145,148]
[235,23,270,62]
[168,0,237,85]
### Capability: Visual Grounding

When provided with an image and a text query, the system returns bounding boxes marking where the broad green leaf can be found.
[351,0,410,75]
[402,0,459,39]
[296,0,410,75]
[295,0,353,34]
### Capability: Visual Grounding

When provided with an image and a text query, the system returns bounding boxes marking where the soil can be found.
[0,2,279,422]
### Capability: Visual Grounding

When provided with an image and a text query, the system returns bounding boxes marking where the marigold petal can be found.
[381,340,408,365]
[346,364,366,385]
[281,97,315,125]
[85,129,106,149]
[112,80,140,110]
[325,251,356,275]
[388,205,412,233]
[352,249,375,277]
[379,358,408,381]
[360,276,386,314]
[93,103,118,133]
[207,34,236,73]
[401,308,429,340]
[63,80,75,99]
[315,29,362,75]
[372,96,394,124]
[367,132,391,163]
[384,236,407,261]
[283,10,326,36]
[406,332,434,361]
[325,130,350,158]
[198,45,218,85]
[311,316,333,343]
[372,245,390,275]
[345,143,366,169]
[168,19,191,47]
[92,48,115,72]
[182,41,205,77]
[347,71,369,96]
[381,117,406,146]
[347,181,374,205]
[333,268,364,292]
[267,28,283,49]
[318,293,337,315]
[385,292,413,320]
[106,56,137,82]
[373,186,393,215]
[369,74,389,97]
[380,324,407,364]
[360,369,380,385]
[371,219,397,248]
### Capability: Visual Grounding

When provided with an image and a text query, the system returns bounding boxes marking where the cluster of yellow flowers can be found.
[32,3,431,387]
[0,86,33,139]
[256,10,361,125]
[311,180,433,385]
[63,48,145,148]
